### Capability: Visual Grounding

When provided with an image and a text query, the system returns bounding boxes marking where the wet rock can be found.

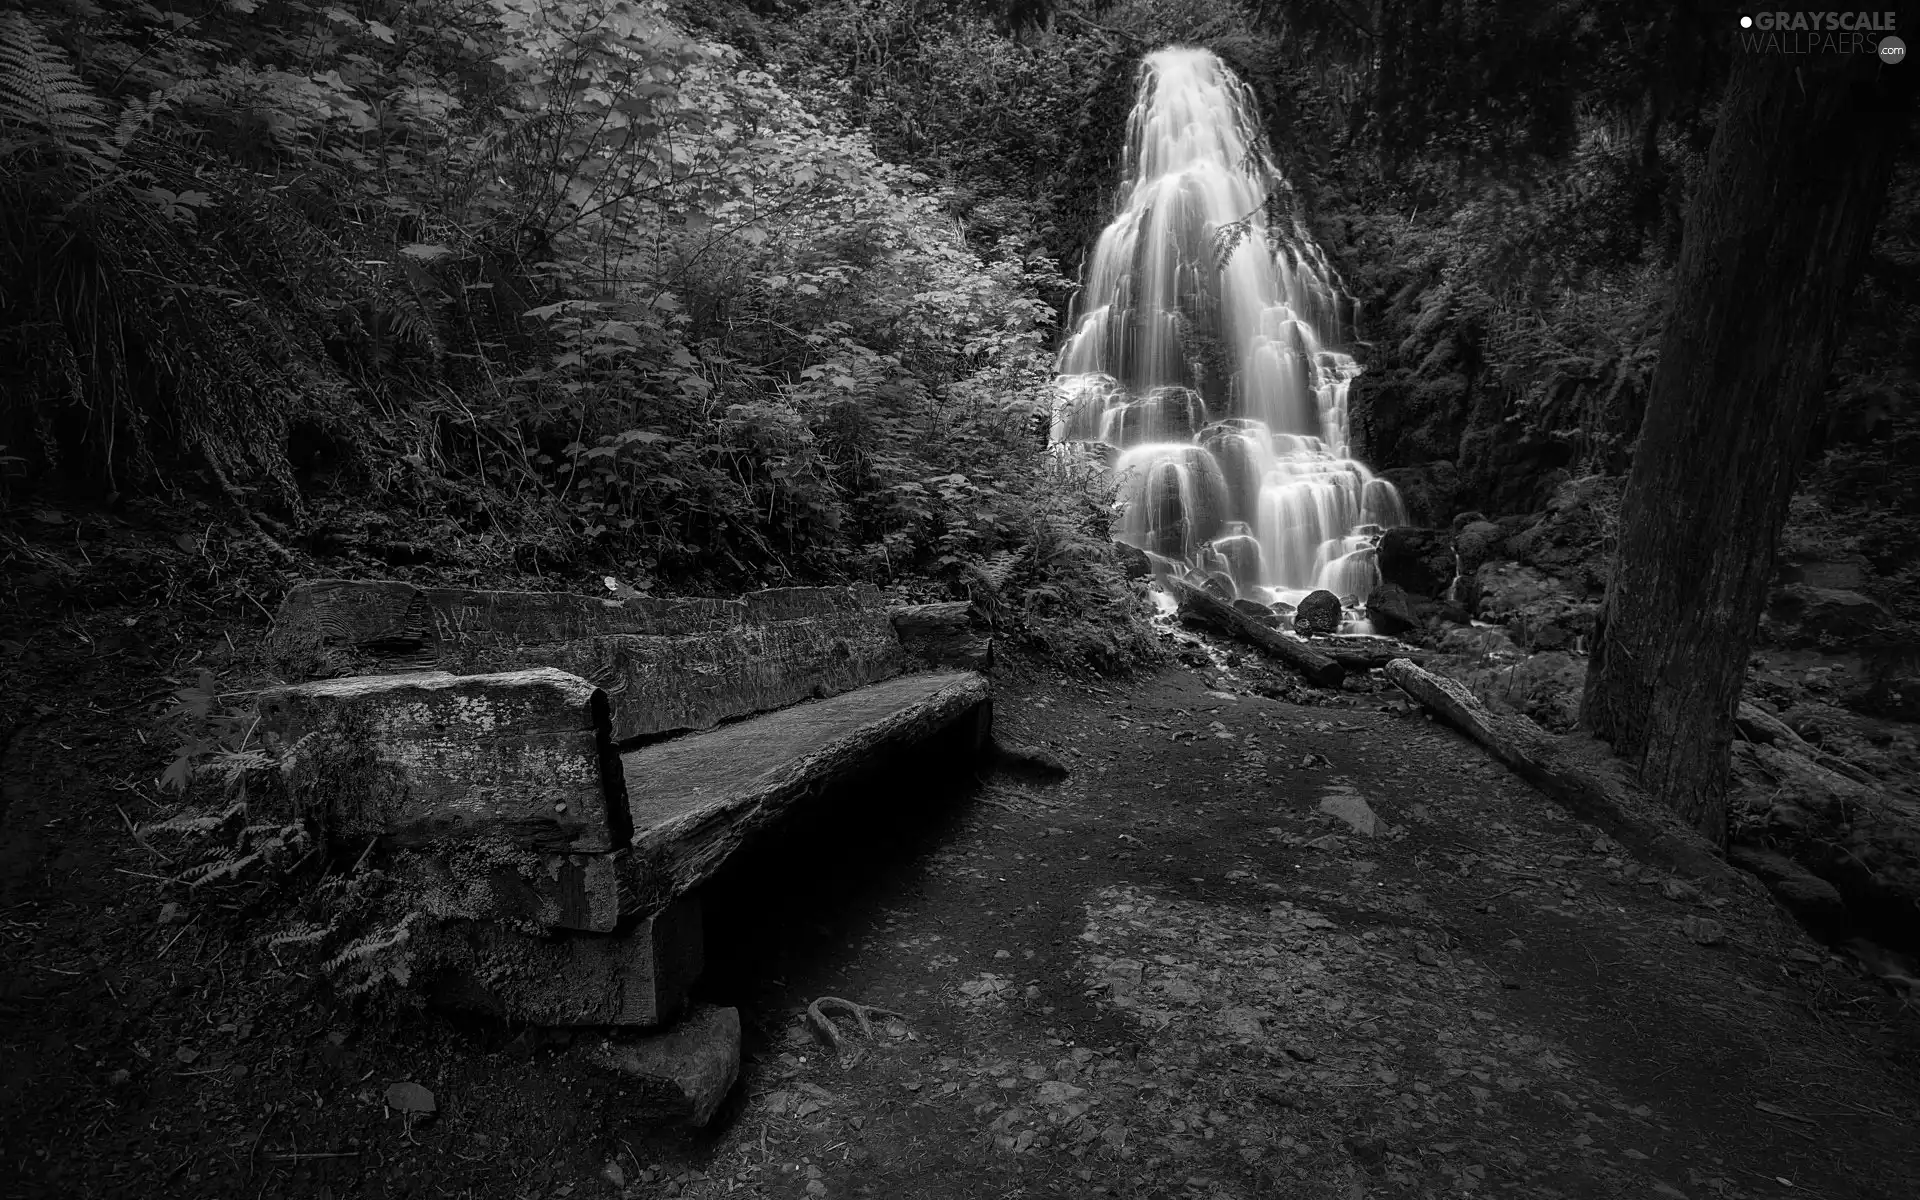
[1502,474,1620,591]
[1364,582,1421,636]
[1207,534,1265,593]
[1377,527,1452,598]
[1763,584,1894,649]
[1471,562,1597,651]
[1454,520,1506,577]
[1293,590,1343,635]
[1113,541,1152,581]
[1375,462,1460,529]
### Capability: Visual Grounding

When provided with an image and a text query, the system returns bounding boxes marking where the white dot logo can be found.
[1881,35,1907,64]
[1740,14,1753,28]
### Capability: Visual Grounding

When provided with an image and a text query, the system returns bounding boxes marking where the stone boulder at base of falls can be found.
[1454,520,1507,579]
[1113,540,1152,581]
[1364,582,1422,636]
[1293,589,1344,635]
[1377,527,1453,599]
[1502,474,1620,593]
[1374,461,1460,528]
[1761,583,1895,650]
[1470,562,1598,652]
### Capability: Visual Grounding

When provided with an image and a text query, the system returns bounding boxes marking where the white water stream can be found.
[1052,47,1403,611]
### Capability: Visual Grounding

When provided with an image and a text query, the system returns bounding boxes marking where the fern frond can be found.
[0,14,107,147]
[110,79,219,156]
[977,547,1024,589]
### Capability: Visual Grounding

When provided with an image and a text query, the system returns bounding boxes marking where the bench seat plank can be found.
[617,670,990,919]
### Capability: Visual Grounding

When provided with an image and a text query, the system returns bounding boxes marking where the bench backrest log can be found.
[269,579,908,743]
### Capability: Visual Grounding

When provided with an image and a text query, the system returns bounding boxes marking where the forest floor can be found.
[4,521,1920,1199]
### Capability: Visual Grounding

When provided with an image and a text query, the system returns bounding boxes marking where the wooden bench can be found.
[257,579,992,1027]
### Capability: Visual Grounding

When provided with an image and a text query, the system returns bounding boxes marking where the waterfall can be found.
[1053,47,1404,617]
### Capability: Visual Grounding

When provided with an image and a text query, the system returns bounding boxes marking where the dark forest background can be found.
[3,0,1916,677]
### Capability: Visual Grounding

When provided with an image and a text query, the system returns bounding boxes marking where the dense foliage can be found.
[0,0,1154,667]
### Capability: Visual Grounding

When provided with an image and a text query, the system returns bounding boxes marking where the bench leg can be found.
[970,698,994,756]
[431,895,704,1027]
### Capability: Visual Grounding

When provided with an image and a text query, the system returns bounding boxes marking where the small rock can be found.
[1319,792,1378,836]
[1035,1080,1086,1106]
[1342,1133,1389,1165]
[1660,878,1702,903]
[602,1160,627,1187]
[1217,1006,1266,1039]
[157,902,185,926]
[1105,959,1144,997]
[384,1081,436,1114]
[1415,944,1441,967]
[1680,916,1726,946]
[993,741,1070,780]
[582,1005,741,1127]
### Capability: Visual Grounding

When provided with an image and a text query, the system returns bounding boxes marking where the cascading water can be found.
[1052,47,1404,623]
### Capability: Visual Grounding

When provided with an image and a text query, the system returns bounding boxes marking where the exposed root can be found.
[804,996,904,1056]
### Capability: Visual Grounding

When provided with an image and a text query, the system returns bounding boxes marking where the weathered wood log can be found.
[1306,641,1431,672]
[619,670,991,921]
[269,580,907,742]
[260,668,627,854]
[1169,580,1345,687]
[424,896,703,1027]
[889,601,993,671]
[1383,659,1745,889]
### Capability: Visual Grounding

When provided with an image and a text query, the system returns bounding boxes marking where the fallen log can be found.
[1308,641,1431,672]
[1383,658,1748,891]
[1169,581,1345,688]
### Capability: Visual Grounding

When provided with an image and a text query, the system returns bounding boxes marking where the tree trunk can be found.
[1580,43,1911,846]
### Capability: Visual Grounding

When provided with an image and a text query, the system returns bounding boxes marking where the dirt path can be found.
[4,605,1919,1199]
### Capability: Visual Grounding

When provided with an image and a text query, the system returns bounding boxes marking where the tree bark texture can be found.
[1581,41,1911,845]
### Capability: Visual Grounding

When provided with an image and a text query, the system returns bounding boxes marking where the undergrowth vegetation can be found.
[0,0,1155,668]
